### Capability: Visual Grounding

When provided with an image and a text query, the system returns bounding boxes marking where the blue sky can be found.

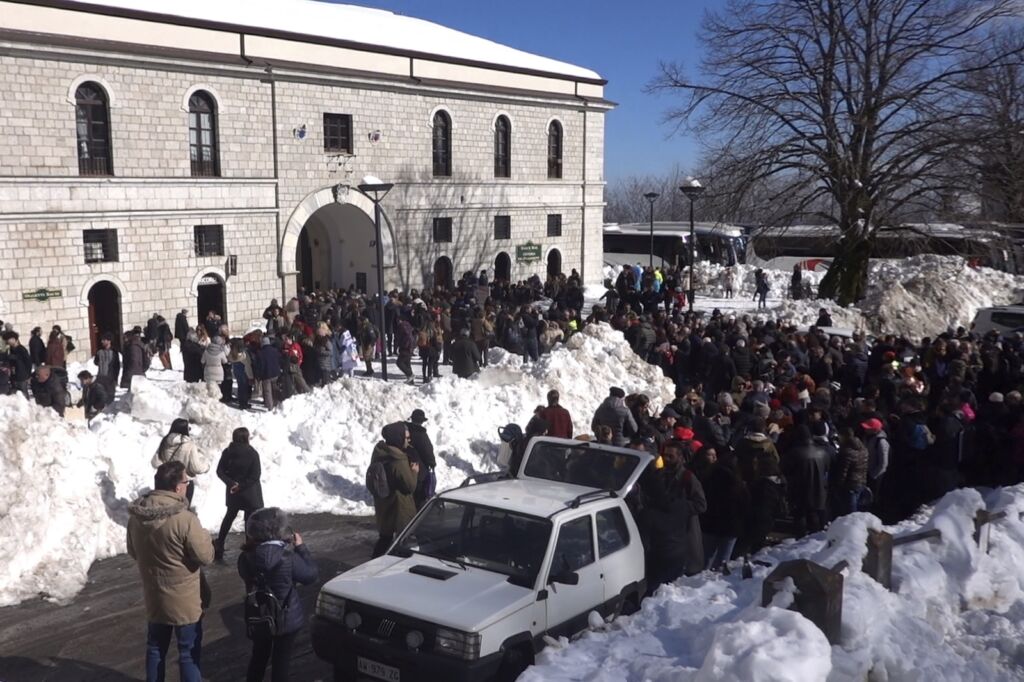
[333,0,727,181]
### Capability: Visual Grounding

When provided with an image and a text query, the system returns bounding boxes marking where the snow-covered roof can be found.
[65,0,603,82]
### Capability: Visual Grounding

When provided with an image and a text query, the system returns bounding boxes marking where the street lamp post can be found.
[644,191,659,270]
[357,177,394,381]
[678,178,706,314]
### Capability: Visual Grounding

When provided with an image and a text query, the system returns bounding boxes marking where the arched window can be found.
[75,82,112,176]
[494,115,511,178]
[188,91,220,177]
[432,110,452,177]
[547,120,563,179]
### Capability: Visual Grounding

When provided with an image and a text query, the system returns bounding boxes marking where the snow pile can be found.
[861,256,1024,340]
[0,323,674,607]
[523,485,1024,682]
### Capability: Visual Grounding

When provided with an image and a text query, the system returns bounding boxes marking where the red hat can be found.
[769,398,783,410]
[674,426,696,441]
[860,418,883,432]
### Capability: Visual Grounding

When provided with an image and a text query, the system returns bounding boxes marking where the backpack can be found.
[244,564,292,639]
[909,422,936,451]
[365,459,391,499]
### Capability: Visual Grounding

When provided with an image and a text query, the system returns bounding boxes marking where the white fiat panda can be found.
[312,437,651,682]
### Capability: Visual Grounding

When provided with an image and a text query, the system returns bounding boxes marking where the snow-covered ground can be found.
[523,486,1024,682]
[0,323,674,607]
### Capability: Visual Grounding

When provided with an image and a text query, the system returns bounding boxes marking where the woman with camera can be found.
[238,507,319,682]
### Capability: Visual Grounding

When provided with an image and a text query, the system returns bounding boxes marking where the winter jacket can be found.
[641,464,708,577]
[238,541,319,636]
[406,422,436,470]
[216,443,264,509]
[178,339,202,383]
[833,439,869,492]
[126,490,214,625]
[152,434,209,478]
[370,441,418,537]
[94,348,120,385]
[591,397,638,447]
[201,340,229,382]
[395,320,416,355]
[782,439,831,512]
[79,381,110,419]
[734,433,780,485]
[6,344,32,382]
[865,431,890,481]
[539,405,574,439]
[45,338,66,368]
[31,373,65,416]
[29,335,46,366]
[702,459,750,539]
[122,337,149,385]
[450,337,481,379]
[254,342,282,381]
[174,312,190,342]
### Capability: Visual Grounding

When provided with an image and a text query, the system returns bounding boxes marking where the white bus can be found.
[603,221,747,270]
[746,223,1018,273]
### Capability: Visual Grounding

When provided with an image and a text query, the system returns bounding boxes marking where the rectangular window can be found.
[552,516,595,574]
[433,217,453,243]
[596,508,631,557]
[193,224,225,257]
[494,215,511,241]
[323,113,353,154]
[82,229,118,263]
[547,214,563,238]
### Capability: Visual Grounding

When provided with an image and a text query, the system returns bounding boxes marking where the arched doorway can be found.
[197,273,226,326]
[434,256,454,290]
[494,252,511,283]
[87,280,122,354]
[547,249,562,278]
[294,203,376,295]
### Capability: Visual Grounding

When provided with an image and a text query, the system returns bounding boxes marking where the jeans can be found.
[247,631,297,682]
[146,620,202,682]
[233,364,252,407]
[396,352,413,379]
[702,533,737,570]
[261,378,276,410]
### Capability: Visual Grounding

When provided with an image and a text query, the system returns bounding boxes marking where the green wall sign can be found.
[22,288,63,302]
[516,242,542,263]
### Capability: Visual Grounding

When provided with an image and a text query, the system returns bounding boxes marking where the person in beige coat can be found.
[127,461,214,682]
[151,419,209,504]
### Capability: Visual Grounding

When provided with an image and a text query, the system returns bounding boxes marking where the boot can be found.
[213,538,225,564]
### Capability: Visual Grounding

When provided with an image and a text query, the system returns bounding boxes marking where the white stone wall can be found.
[0,43,608,359]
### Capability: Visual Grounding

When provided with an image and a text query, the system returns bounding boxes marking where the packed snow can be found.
[72,0,601,80]
[522,486,1024,682]
[604,256,1024,341]
[0,323,673,607]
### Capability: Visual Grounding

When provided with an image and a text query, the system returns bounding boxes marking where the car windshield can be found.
[521,441,642,492]
[393,499,551,587]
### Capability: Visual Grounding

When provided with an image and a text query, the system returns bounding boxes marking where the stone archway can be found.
[494,252,512,282]
[78,274,128,353]
[280,186,397,291]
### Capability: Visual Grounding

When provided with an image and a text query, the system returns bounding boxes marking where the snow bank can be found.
[0,323,674,607]
[524,485,1024,682]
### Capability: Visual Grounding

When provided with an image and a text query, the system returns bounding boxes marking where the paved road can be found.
[0,514,378,682]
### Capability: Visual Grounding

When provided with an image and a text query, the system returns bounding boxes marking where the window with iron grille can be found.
[547,214,563,237]
[493,215,511,240]
[194,224,225,257]
[547,120,563,179]
[83,229,118,263]
[432,217,453,243]
[188,91,219,177]
[75,82,113,176]
[432,111,452,177]
[323,113,353,153]
[494,115,511,178]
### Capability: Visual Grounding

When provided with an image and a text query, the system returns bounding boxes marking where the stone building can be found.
[0,0,611,357]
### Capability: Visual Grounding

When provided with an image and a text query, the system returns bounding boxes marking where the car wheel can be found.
[612,592,641,619]
[496,645,532,682]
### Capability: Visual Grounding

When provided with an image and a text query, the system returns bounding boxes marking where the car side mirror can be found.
[550,570,579,586]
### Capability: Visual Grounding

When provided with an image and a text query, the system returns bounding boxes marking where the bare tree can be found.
[651,0,1022,304]
[958,28,1024,223]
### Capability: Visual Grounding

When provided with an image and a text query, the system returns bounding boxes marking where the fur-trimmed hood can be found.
[128,489,188,523]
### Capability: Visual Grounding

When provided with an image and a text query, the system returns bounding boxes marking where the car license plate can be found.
[357,656,400,682]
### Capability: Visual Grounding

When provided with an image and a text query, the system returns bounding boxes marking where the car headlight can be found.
[434,627,481,660]
[405,630,424,650]
[316,592,346,622]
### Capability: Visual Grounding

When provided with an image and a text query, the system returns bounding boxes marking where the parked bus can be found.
[603,221,747,271]
[746,223,1018,273]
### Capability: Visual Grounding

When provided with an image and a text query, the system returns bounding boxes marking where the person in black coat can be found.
[31,366,67,417]
[450,329,482,379]
[781,424,831,536]
[29,327,46,368]
[174,310,190,344]
[3,332,33,397]
[77,370,111,420]
[238,507,319,682]
[700,451,749,570]
[181,331,204,383]
[215,427,264,561]
[406,409,436,508]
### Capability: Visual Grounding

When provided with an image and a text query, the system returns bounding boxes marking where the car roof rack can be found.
[567,489,617,511]
[459,472,509,488]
